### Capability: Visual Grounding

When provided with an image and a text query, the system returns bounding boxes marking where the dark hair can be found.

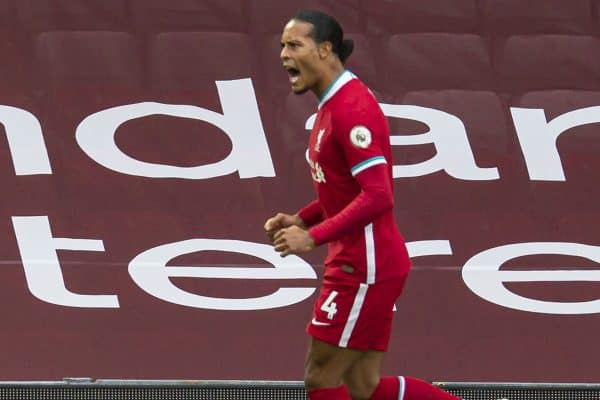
[292,10,354,63]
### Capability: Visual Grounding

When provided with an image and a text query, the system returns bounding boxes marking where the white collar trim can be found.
[318,70,356,109]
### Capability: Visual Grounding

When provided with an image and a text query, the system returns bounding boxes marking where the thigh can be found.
[307,276,407,351]
[306,279,365,349]
[346,276,407,351]
[347,276,406,352]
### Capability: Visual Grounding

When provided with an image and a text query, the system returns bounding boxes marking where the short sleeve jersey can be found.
[306,70,411,284]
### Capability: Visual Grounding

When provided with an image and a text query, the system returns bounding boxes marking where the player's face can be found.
[280,20,323,95]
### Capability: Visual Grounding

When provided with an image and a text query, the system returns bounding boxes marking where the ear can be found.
[318,41,333,59]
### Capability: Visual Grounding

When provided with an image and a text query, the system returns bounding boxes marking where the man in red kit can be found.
[264,10,466,400]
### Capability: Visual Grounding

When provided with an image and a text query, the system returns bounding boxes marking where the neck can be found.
[313,63,345,100]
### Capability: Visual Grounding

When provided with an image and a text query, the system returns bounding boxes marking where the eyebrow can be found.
[281,39,303,46]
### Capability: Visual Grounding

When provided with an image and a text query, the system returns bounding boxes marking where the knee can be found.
[303,362,327,391]
[346,377,379,400]
[304,359,342,391]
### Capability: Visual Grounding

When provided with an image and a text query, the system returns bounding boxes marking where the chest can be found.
[307,110,344,168]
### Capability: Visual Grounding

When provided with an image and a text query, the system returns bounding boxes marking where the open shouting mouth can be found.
[284,65,301,84]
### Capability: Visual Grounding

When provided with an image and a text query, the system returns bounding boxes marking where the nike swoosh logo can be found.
[311,318,331,326]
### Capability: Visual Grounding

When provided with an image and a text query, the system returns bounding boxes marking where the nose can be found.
[280,45,289,61]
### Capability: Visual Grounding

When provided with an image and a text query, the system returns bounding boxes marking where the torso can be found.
[306,71,411,284]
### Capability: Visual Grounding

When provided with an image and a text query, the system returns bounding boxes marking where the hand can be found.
[264,213,305,242]
[272,225,315,257]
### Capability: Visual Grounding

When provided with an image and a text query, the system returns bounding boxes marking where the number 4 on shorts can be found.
[321,291,338,320]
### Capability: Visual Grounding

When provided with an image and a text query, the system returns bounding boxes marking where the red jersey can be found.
[298,70,411,284]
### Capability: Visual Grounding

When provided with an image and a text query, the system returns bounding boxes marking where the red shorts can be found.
[306,275,407,351]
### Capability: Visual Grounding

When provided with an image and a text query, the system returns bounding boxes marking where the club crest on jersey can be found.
[315,128,325,152]
[350,125,372,149]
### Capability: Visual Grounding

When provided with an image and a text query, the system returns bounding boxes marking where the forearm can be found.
[308,166,393,245]
[297,199,323,228]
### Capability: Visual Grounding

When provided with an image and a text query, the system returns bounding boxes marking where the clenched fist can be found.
[272,225,315,257]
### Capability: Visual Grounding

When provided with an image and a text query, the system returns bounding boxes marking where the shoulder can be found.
[341,79,378,108]
[331,80,385,134]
